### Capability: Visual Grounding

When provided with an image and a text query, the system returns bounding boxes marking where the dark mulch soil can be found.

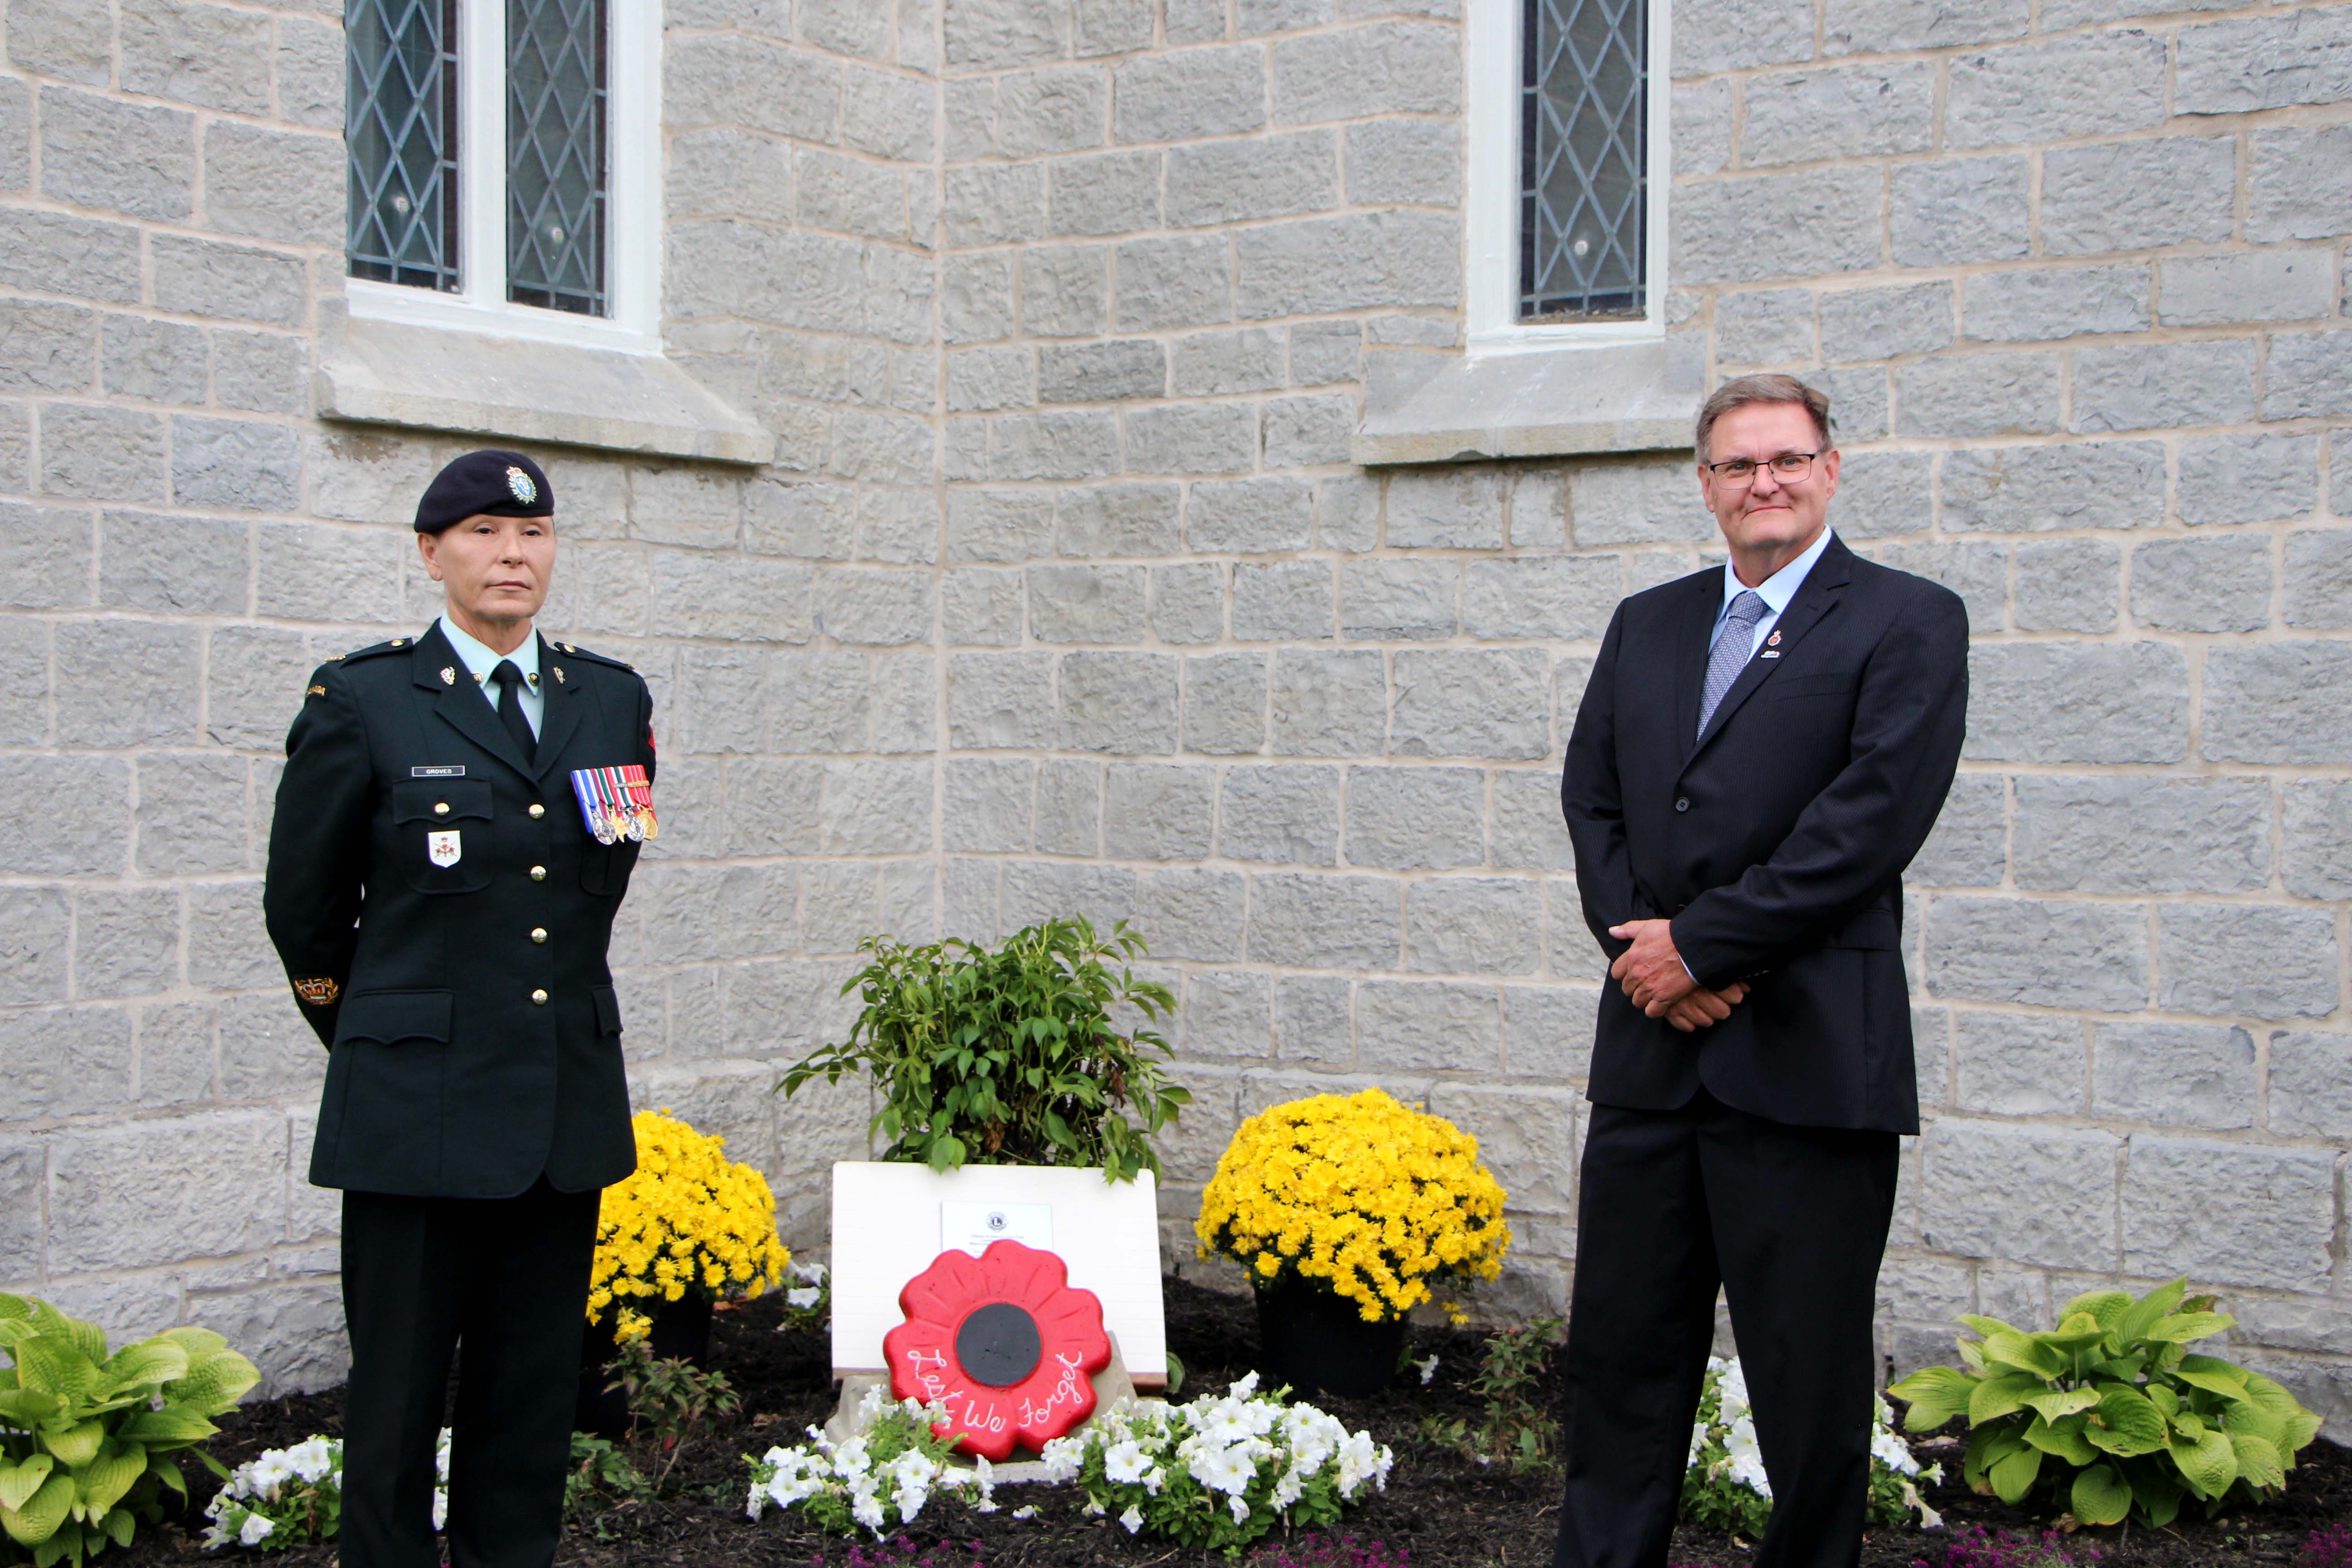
[114,1279,2349,1567]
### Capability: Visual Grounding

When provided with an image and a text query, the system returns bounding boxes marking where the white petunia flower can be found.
[1119,1504,1145,1534]
[1415,1353,1441,1385]
[1011,1504,1039,1521]
[787,1287,821,1308]
[238,1513,275,1546]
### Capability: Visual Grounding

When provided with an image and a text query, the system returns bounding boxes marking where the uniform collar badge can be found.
[552,666,564,683]
[441,666,456,685]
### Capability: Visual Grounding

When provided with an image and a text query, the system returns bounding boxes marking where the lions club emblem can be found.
[505,465,537,505]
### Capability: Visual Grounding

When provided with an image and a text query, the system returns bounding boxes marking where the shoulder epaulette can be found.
[546,640,637,675]
[338,637,416,665]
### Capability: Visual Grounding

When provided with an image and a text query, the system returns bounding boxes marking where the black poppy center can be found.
[955,1301,1043,1388]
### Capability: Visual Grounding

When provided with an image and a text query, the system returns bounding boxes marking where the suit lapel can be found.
[412,623,538,781]
[530,635,588,780]
[1686,535,1854,761]
[1672,572,1725,763]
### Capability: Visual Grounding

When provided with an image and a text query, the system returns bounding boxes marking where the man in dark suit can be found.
[265,450,652,1568]
[1553,375,1969,1568]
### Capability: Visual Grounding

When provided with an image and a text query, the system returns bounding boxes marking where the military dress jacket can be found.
[264,621,652,1198]
[1559,535,1970,1136]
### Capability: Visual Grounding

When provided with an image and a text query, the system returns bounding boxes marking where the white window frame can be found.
[346,0,663,355]
[1464,0,1671,355]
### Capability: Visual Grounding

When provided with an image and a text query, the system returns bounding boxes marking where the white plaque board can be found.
[830,1161,1167,1387]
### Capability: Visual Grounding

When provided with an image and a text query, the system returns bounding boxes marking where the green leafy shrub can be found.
[567,1333,742,1536]
[1419,1318,1563,1475]
[781,917,1188,1182]
[0,1294,260,1567]
[1887,1278,2323,1528]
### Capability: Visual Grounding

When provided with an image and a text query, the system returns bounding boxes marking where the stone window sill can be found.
[1352,338,1700,467]
[316,304,773,466]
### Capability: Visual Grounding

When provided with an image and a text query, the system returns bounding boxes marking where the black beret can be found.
[413,450,555,534]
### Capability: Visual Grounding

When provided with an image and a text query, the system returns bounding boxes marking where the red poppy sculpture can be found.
[882,1239,1113,1461]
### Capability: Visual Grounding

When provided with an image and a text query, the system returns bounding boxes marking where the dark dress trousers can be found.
[1553,535,1968,1568]
[265,621,652,1568]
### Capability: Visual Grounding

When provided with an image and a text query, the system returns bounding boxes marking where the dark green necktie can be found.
[491,659,536,762]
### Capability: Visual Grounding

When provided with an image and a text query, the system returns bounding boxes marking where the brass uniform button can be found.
[528,803,545,819]
[529,865,547,882]
[531,927,548,944]
[434,802,450,816]
[530,989,549,1006]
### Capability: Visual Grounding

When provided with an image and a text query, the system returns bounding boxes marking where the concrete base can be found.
[824,1334,1146,1484]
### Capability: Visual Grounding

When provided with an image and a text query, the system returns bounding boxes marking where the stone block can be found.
[39,87,192,220]
[172,417,302,513]
[799,150,907,240]
[2122,1138,2335,1292]
[1133,870,1248,967]
[1249,873,1401,970]
[1462,557,1620,644]
[213,330,308,416]
[2130,536,2271,634]
[1,999,129,1112]
[996,66,1107,158]
[2160,251,2335,327]
[1271,22,1460,122]
[990,411,1120,482]
[943,254,1016,344]
[819,760,933,856]
[1309,477,1377,557]
[1940,441,2164,532]
[1274,975,1354,1063]
[1113,235,1234,331]
[2267,1031,2352,1138]
[1908,772,2005,889]
[1044,485,1171,560]
[1671,168,1880,285]
[1895,353,2058,439]
[1865,541,2006,636]
[2183,434,2319,529]
[1741,62,1935,167]
[1035,759,1102,854]
[218,988,323,1100]
[2092,1023,2255,1130]
[2041,137,2235,257]
[0,1139,39,1279]
[137,753,251,875]
[1347,120,1459,206]
[1103,764,1215,860]
[1491,769,1576,873]
[2158,904,2339,1021]
[1391,649,1549,761]
[1169,132,1336,227]
[944,0,1066,64]
[2285,780,2352,900]
[1953,1011,2084,1115]
[2204,643,2352,765]
[1916,1119,2119,1269]
[1960,265,2148,343]
[1343,765,1485,870]
[8,0,110,81]
[1002,860,1138,934]
[1269,649,1385,756]
[1825,451,1928,539]
[1925,896,2148,1010]
[1183,970,1273,1061]
[1671,0,1811,76]
[1260,395,1353,469]
[0,211,141,307]
[1816,282,1951,363]
[184,880,275,995]
[1358,981,1501,1073]
[2249,125,2352,243]
[948,651,1054,749]
[1187,478,1315,553]
[16,758,127,876]
[1405,878,1542,977]
[649,551,813,643]
[122,0,274,111]
[941,568,1025,647]
[1059,650,1178,753]
[0,302,93,396]
[944,164,1047,250]
[1077,0,1154,52]
[1048,148,1161,237]
[1387,467,1505,549]
[1340,559,1455,641]
[943,760,1032,855]
[1028,563,1147,643]
[2173,7,2352,113]
[2014,776,2269,896]
[202,122,339,245]
[2073,341,2255,434]
[764,649,870,755]
[1018,246,1110,339]
[1891,157,2031,266]
[946,488,1053,563]
[48,1110,286,1271]
[1183,653,1267,755]
[2265,331,2352,421]
[1113,46,1265,142]
[41,403,167,503]
[1291,322,1362,388]
[1569,460,1712,545]
[946,348,1034,416]
[1825,0,2026,51]
[1232,560,1333,642]
[1169,328,1287,399]
[0,502,91,609]
[1218,764,1340,865]
[1235,211,1459,317]
[1965,642,2185,764]
[1945,33,2166,149]
[1152,562,1226,644]
[815,568,933,646]
[54,621,200,747]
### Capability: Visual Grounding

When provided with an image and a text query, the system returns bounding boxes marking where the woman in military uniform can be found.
[265,451,653,1568]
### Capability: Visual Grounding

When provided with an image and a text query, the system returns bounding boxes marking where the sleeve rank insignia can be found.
[306,685,327,697]
[294,977,342,1007]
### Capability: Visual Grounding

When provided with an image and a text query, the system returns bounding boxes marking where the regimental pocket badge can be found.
[570,765,658,846]
[427,830,463,867]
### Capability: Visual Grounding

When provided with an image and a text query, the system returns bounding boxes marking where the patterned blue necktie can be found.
[1698,591,1769,739]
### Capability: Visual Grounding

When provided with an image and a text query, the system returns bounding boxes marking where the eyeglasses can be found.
[1704,451,1821,488]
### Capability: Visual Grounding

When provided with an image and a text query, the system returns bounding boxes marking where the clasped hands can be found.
[1607,918,1749,1034]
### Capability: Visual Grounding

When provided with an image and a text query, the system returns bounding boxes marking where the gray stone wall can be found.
[4,0,2351,1418]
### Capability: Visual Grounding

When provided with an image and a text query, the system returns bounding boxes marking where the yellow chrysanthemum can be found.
[1194,1088,1510,1324]
[586,1109,793,1324]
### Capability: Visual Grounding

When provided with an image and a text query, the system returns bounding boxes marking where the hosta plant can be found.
[0,1294,260,1568]
[1887,1279,2322,1528]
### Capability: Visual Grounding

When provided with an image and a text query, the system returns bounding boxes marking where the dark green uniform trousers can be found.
[339,1181,600,1568]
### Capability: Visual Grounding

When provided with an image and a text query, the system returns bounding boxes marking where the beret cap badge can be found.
[413,449,554,533]
[506,465,537,506]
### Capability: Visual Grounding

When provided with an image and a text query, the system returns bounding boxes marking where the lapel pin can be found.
[1766,630,1781,647]
[553,666,565,684]
[440,666,456,685]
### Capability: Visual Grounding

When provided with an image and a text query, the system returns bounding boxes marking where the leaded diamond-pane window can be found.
[347,0,459,291]
[1520,0,1647,320]
[507,0,608,316]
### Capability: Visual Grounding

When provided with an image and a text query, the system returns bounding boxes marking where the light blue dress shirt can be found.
[1708,525,1836,658]
[437,615,544,740]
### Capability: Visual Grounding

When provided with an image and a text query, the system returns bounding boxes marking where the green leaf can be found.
[0,1455,54,1514]
[98,1507,132,1551]
[2071,1463,2132,1526]
[2023,1387,2101,1423]
[2,1473,74,1547]
[2231,1431,2287,1492]
[2173,1354,2251,1402]
[1969,1373,2045,1426]
[2087,1386,2169,1457]
[74,1443,144,1520]
[2062,1290,2134,1334]
[2023,1412,2098,1466]
[1982,1331,2067,1379]
[2117,1279,2188,1346]
[97,1342,185,1397]
[2129,1463,2185,1529]
[2145,1312,2235,1345]
[29,1519,77,1568]
[1887,1366,1977,1431]
[1988,1442,2042,1504]
[2170,1425,2237,1499]
[1958,1315,2020,1341]
[144,1455,185,1501]
[37,1422,104,1469]
[2241,1372,2324,1454]
[111,1410,214,1448]
[12,1339,100,1404]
